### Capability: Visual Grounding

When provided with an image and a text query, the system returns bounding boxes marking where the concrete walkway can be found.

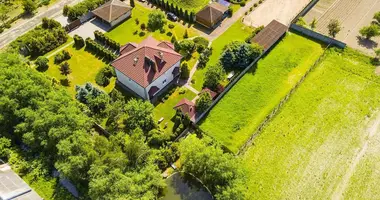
[185,84,200,94]
[0,0,85,49]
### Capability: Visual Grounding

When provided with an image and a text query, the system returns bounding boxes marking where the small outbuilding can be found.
[199,88,218,100]
[250,20,288,51]
[92,0,132,28]
[174,98,196,122]
[195,2,228,29]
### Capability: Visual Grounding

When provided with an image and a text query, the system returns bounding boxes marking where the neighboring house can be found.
[92,0,132,28]
[112,36,182,101]
[174,98,196,122]
[195,2,228,29]
[0,163,42,200]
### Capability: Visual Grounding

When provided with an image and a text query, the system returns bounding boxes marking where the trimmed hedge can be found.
[95,65,115,86]
[85,38,118,62]
[94,30,120,52]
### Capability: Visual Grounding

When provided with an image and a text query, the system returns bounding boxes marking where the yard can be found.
[45,44,113,96]
[199,33,324,153]
[153,87,197,134]
[106,4,198,45]
[191,20,254,90]
[242,48,380,199]
[164,0,209,12]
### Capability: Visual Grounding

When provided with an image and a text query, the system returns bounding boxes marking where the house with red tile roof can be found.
[174,98,196,122]
[199,88,218,100]
[112,36,182,101]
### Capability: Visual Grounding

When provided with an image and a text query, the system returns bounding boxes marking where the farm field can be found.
[199,33,324,153]
[44,45,113,96]
[304,0,380,55]
[191,20,253,90]
[242,48,380,199]
[106,4,197,45]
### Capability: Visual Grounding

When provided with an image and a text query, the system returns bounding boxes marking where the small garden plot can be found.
[45,45,113,96]
[106,4,197,45]
[199,33,324,153]
[191,20,253,90]
[153,87,197,134]
[242,48,380,199]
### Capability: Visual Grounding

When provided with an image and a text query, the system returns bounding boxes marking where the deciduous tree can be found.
[327,19,341,38]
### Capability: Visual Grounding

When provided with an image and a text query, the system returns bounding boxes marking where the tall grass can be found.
[199,33,324,153]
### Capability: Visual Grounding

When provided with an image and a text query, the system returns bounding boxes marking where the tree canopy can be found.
[220,41,262,69]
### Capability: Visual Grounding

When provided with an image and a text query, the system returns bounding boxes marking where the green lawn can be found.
[191,20,253,90]
[106,4,197,45]
[165,0,209,12]
[242,48,380,199]
[154,87,197,134]
[199,33,324,153]
[45,45,113,96]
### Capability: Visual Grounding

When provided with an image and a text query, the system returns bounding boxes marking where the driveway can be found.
[69,18,110,39]
[0,0,85,49]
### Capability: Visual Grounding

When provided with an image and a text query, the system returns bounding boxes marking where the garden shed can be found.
[92,0,132,28]
[195,2,228,29]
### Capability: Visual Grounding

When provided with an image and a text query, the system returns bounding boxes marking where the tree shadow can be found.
[357,36,378,50]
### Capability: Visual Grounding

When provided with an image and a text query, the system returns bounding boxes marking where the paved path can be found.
[185,84,199,94]
[46,41,74,58]
[0,0,84,49]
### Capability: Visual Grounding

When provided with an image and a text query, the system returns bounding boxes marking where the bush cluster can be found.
[73,34,85,48]
[95,65,116,87]
[9,18,67,57]
[147,0,195,22]
[54,50,71,64]
[64,0,108,21]
[86,38,118,62]
[35,56,49,72]
[94,30,120,52]
[193,37,209,53]
[245,25,264,43]
[198,47,212,69]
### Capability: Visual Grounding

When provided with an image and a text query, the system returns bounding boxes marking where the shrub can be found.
[220,41,263,69]
[177,39,195,58]
[140,23,146,30]
[254,3,258,7]
[196,92,212,112]
[359,24,380,40]
[148,11,166,31]
[59,62,71,76]
[22,0,37,14]
[240,1,246,6]
[180,62,190,79]
[198,47,212,69]
[62,50,71,60]
[259,0,263,3]
[74,35,85,48]
[139,31,146,37]
[160,28,166,33]
[35,56,49,72]
[227,7,233,17]
[183,29,189,38]
[168,24,175,29]
[179,87,186,94]
[63,5,69,16]
[194,37,209,53]
[203,64,225,90]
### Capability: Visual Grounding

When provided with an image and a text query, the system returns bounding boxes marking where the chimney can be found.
[133,57,139,66]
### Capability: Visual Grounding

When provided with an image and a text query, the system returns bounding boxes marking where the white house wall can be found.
[115,69,147,99]
[145,61,181,99]
[110,11,131,27]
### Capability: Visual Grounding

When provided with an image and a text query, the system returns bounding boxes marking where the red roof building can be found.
[174,98,196,122]
[112,36,182,101]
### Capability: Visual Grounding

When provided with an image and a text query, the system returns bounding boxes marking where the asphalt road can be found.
[0,0,83,49]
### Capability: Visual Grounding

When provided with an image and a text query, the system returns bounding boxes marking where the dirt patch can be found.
[243,0,310,27]
[304,0,380,56]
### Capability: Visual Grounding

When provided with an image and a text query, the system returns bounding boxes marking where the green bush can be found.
[35,56,49,72]
[168,24,175,29]
[194,37,209,53]
[95,65,115,86]
[74,35,85,48]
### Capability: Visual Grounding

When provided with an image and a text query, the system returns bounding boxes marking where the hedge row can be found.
[63,0,107,21]
[147,0,195,23]
[94,30,120,52]
[85,38,118,62]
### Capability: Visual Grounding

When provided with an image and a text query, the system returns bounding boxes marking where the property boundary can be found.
[290,24,346,48]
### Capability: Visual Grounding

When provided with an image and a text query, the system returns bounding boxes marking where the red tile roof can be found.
[112,36,182,88]
[120,42,137,55]
[174,98,196,119]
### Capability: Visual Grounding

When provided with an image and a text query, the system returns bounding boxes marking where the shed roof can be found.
[200,88,217,99]
[195,2,228,26]
[92,0,132,23]
[251,20,288,51]
[174,98,196,120]
[0,164,42,200]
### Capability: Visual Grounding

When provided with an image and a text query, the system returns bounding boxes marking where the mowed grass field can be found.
[199,33,324,153]
[242,48,380,199]
[106,4,197,45]
[165,0,209,12]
